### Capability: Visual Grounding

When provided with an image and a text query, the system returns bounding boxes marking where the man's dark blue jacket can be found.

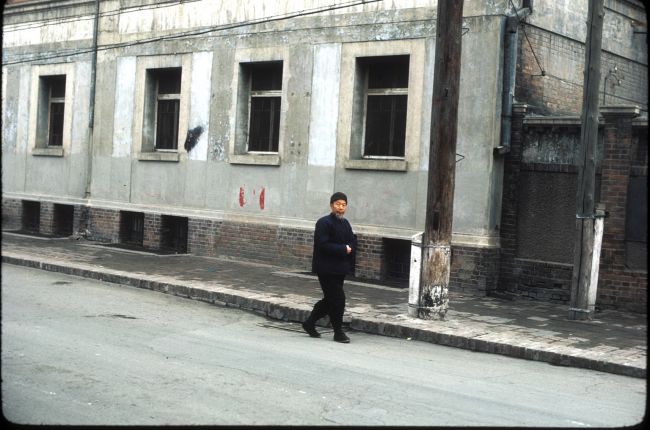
[311,213,357,275]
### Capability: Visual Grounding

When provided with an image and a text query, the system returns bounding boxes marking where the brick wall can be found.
[501,104,647,312]
[2,198,22,230]
[143,213,162,250]
[39,202,55,236]
[3,198,509,297]
[188,219,314,270]
[450,246,500,295]
[188,218,220,256]
[517,26,583,115]
[355,235,383,280]
[74,205,89,236]
[88,207,120,243]
[517,24,648,116]
[509,258,573,303]
[597,108,647,312]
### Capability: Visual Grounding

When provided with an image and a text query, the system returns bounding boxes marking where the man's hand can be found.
[346,245,352,254]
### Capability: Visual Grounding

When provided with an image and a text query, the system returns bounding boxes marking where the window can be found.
[120,211,144,247]
[246,61,283,153]
[29,65,73,157]
[230,57,285,166]
[150,68,181,151]
[625,174,647,271]
[359,56,409,158]
[43,75,66,147]
[133,55,191,162]
[336,41,424,172]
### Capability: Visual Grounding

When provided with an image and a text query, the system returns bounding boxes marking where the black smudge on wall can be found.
[184,125,204,152]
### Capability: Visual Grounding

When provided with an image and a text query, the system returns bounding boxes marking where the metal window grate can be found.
[120,211,144,246]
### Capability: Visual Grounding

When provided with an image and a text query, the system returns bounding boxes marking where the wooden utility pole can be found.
[569,0,604,320]
[410,0,464,320]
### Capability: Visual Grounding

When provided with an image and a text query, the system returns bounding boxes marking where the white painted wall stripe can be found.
[188,51,213,161]
[112,57,136,158]
[308,43,341,167]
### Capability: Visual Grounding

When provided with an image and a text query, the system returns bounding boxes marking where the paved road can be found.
[1,265,646,426]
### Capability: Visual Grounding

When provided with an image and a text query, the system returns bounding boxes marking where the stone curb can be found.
[2,254,645,379]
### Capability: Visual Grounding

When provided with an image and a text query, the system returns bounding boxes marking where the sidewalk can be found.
[1,230,646,378]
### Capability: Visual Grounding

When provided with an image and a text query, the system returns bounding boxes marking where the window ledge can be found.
[32,147,64,157]
[230,153,281,166]
[137,151,180,162]
[344,158,407,171]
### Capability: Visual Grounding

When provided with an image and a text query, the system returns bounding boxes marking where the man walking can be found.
[302,192,356,343]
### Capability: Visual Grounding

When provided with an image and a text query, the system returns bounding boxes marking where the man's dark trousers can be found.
[308,274,346,331]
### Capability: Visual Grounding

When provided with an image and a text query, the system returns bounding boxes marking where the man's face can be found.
[330,200,347,219]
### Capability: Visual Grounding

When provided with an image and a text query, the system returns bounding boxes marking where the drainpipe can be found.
[85,0,100,198]
[495,6,531,155]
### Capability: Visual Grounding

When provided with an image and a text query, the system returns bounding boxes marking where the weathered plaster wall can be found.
[6,0,643,247]
[81,2,511,246]
[517,0,647,115]
[527,0,647,64]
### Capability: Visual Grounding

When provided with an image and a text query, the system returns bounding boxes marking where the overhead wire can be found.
[3,0,206,32]
[508,0,545,76]
[3,0,384,66]
[507,0,646,112]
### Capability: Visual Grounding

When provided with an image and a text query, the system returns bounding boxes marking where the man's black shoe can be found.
[333,331,350,343]
[302,321,321,338]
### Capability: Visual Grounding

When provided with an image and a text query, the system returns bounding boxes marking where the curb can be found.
[3,254,645,379]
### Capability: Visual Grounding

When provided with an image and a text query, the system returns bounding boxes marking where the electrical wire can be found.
[507,0,646,112]
[3,0,385,66]
[3,0,206,32]
[508,0,545,76]
[521,26,546,76]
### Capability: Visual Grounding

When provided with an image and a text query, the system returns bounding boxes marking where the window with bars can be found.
[151,68,182,151]
[246,61,283,153]
[358,55,409,158]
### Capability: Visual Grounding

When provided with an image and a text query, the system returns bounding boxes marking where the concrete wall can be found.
[2,0,647,299]
[2,0,513,246]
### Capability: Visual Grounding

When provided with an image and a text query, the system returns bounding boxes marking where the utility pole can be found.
[569,0,605,320]
[409,0,464,320]
[85,0,101,199]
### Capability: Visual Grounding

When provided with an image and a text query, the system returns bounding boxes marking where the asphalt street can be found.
[2,231,646,380]
[2,265,646,427]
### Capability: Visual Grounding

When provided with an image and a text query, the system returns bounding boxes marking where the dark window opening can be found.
[246,61,283,153]
[41,75,66,147]
[156,68,182,94]
[365,56,410,89]
[120,211,144,247]
[22,201,41,233]
[155,99,180,150]
[382,238,411,286]
[359,55,409,158]
[53,204,74,237]
[364,95,407,157]
[625,175,647,271]
[251,62,283,91]
[48,103,65,147]
[160,215,188,254]
[151,68,182,150]
[249,98,280,152]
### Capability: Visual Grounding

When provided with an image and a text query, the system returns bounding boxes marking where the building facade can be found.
[2,0,647,311]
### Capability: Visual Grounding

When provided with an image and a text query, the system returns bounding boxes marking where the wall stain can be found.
[238,186,266,209]
[259,187,265,210]
[239,187,246,207]
[184,125,204,152]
